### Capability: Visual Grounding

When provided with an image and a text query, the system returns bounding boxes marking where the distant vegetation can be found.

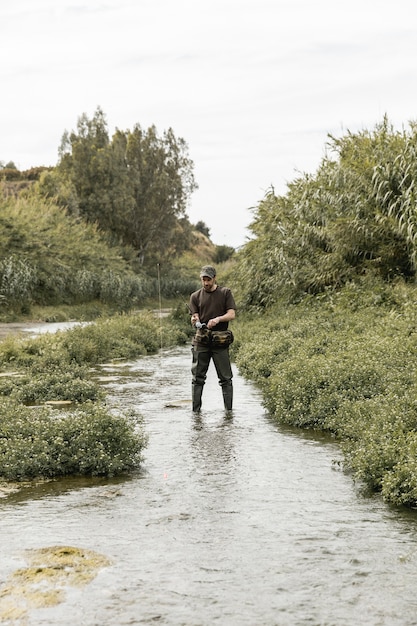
[0,108,235,318]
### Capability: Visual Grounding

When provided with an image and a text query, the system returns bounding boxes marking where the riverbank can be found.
[0,311,189,482]
[233,281,417,508]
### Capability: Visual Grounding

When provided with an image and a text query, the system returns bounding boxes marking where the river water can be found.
[1,345,417,625]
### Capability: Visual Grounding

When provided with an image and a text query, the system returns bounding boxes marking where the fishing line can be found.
[157,262,163,352]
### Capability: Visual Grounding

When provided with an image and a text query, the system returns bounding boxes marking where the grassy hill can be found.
[0,183,225,320]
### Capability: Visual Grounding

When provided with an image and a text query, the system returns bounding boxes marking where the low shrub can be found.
[381,436,417,507]
[0,399,146,480]
[0,311,188,371]
[0,363,103,404]
[0,310,190,482]
[233,280,417,507]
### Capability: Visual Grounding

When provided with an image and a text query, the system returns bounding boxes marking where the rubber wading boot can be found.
[192,385,204,413]
[222,385,233,411]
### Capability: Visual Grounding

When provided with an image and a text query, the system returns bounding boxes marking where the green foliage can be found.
[195,220,211,238]
[0,256,36,310]
[0,310,190,481]
[0,311,187,371]
[214,244,235,264]
[234,117,417,308]
[0,194,165,310]
[0,363,102,404]
[0,399,146,479]
[52,107,198,267]
[0,164,49,180]
[60,314,159,364]
[168,300,196,339]
[2,184,202,313]
[233,279,417,507]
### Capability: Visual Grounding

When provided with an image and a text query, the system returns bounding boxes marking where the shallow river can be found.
[1,345,417,625]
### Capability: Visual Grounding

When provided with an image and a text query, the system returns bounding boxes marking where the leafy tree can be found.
[195,220,211,238]
[58,108,113,223]
[53,108,198,266]
[120,124,197,264]
[1,161,18,170]
[214,244,235,264]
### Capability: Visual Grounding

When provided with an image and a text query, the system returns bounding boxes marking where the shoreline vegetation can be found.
[3,115,417,509]
[0,307,190,483]
[227,118,417,511]
[2,286,417,510]
[232,279,417,510]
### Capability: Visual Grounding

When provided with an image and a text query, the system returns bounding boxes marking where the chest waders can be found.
[191,343,233,412]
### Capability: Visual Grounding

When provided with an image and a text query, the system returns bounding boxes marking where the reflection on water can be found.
[1,346,417,625]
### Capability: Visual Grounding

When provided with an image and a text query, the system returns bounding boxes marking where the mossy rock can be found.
[0,545,111,621]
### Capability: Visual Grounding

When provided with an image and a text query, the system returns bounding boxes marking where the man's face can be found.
[201,275,216,291]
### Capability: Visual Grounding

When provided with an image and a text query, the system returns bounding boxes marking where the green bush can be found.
[381,434,417,506]
[0,194,149,310]
[0,310,190,482]
[0,399,146,480]
[0,311,187,371]
[233,280,417,507]
[0,363,102,404]
[233,118,417,308]
[0,255,36,311]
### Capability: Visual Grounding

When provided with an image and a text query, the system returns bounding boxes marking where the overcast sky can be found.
[2,0,417,248]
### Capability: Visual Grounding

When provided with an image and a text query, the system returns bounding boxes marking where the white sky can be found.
[1,0,417,248]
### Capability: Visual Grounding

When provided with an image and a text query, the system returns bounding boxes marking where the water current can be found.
[1,345,417,625]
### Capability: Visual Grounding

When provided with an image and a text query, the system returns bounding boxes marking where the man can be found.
[189,265,236,412]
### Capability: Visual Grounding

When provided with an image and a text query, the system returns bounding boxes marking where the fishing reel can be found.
[195,321,207,329]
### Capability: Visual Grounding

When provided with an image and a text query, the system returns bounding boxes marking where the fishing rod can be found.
[157,262,163,351]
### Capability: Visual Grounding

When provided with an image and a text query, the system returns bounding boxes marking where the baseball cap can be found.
[200,265,216,279]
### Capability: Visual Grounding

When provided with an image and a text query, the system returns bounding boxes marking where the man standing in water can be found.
[189,265,236,413]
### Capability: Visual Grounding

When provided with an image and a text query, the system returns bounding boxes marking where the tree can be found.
[214,245,235,263]
[58,107,113,224]
[195,221,211,238]
[121,124,197,264]
[54,108,198,266]
[0,161,18,170]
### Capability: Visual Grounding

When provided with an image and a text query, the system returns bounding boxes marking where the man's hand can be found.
[207,317,220,329]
